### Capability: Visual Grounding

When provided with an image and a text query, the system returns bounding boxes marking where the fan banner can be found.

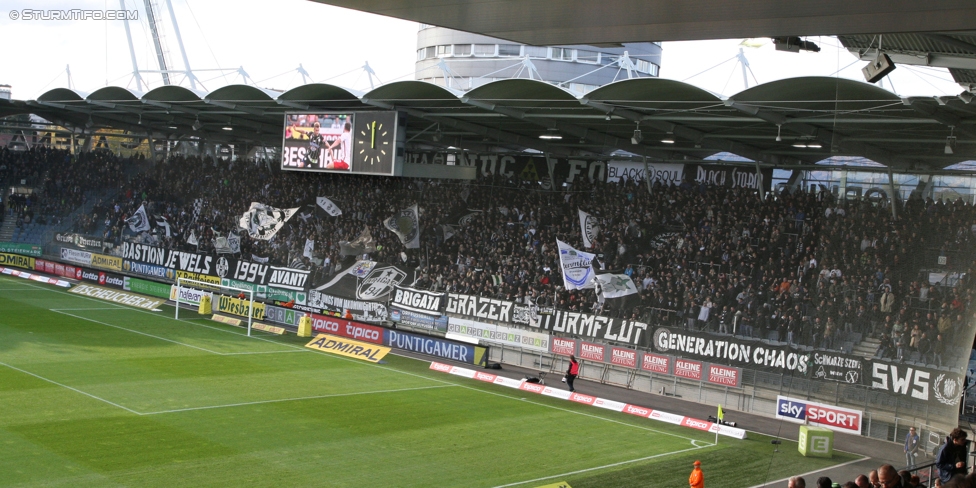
[126,204,150,233]
[865,359,964,406]
[651,326,810,374]
[305,290,390,322]
[313,260,416,304]
[556,239,596,290]
[384,204,421,249]
[316,196,342,216]
[578,209,599,248]
[239,202,299,241]
[211,256,311,291]
[390,285,446,315]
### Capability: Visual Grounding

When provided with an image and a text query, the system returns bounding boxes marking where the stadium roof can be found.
[2,76,975,170]
[308,1,976,47]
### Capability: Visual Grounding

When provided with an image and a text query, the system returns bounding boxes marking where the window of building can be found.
[601,53,617,65]
[473,44,496,56]
[417,49,426,61]
[551,47,574,61]
[634,58,660,76]
[437,45,452,56]
[576,50,599,64]
[524,46,547,58]
[498,44,521,56]
[453,44,472,56]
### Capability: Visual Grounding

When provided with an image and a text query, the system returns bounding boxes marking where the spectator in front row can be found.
[937,428,969,484]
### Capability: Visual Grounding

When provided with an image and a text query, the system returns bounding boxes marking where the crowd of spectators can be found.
[11,150,975,356]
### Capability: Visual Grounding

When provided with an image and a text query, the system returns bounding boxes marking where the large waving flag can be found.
[556,239,596,290]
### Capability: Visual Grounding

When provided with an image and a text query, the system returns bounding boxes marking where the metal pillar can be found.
[119,0,145,92]
[163,0,198,90]
[143,0,171,85]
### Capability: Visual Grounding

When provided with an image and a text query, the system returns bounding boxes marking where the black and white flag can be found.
[239,202,298,241]
[384,204,421,249]
[439,208,482,241]
[303,238,315,258]
[155,215,172,237]
[578,209,600,248]
[340,226,376,256]
[316,197,342,217]
[187,229,199,246]
[251,254,269,264]
[126,205,150,233]
[227,232,241,254]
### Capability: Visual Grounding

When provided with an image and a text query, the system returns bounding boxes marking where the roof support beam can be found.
[203,99,266,116]
[903,98,976,139]
[920,34,976,56]
[141,99,201,115]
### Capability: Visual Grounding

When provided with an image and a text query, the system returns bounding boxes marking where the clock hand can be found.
[371,121,376,149]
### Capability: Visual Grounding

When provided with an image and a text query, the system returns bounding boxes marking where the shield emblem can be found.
[357,266,407,300]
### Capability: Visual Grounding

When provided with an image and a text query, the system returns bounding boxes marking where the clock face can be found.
[353,112,397,174]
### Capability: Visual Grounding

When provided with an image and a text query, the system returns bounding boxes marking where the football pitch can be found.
[0,275,859,487]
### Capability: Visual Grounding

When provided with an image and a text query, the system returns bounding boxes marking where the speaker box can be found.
[862,53,896,83]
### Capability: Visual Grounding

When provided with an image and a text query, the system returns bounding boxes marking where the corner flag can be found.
[717,405,724,422]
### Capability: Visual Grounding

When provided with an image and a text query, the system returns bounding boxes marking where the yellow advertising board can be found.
[91,253,122,271]
[216,295,265,320]
[0,252,35,270]
[176,271,221,290]
[211,314,243,327]
[304,334,390,363]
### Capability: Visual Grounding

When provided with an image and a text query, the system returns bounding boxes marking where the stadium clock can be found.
[353,111,397,173]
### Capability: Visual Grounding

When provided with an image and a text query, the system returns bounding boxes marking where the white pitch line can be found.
[221,349,309,356]
[51,309,226,355]
[141,384,457,415]
[51,307,127,311]
[492,444,709,488]
[745,456,872,488]
[0,360,142,415]
[0,287,39,291]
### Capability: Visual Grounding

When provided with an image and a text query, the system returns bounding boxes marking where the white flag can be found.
[227,232,241,253]
[556,239,596,290]
[384,204,421,249]
[155,216,172,237]
[578,209,600,248]
[187,229,199,246]
[316,197,342,217]
[213,233,232,254]
[126,204,150,233]
[303,238,315,258]
[239,202,299,241]
[595,273,638,299]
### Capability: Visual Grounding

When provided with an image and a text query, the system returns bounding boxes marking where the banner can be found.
[550,337,576,356]
[390,308,448,332]
[264,305,300,327]
[316,196,342,216]
[68,283,164,310]
[811,351,863,385]
[533,311,648,347]
[75,268,125,289]
[652,327,810,374]
[212,256,311,291]
[595,273,638,299]
[578,209,599,248]
[122,242,214,275]
[386,329,487,365]
[0,252,35,270]
[0,242,42,257]
[54,233,104,250]
[176,271,221,290]
[314,260,414,303]
[90,253,122,272]
[216,294,266,320]
[305,334,390,363]
[122,260,174,279]
[384,204,421,249]
[691,164,774,192]
[306,290,389,322]
[60,248,92,266]
[606,161,684,184]
[579,341,606,362]
[776,395,862,435]
[35,259,77,279]
[239,202,298,241]
[707,364,741,387]
[446,317,550,352]
[221,278,308,305]
[610,346,638,368]
[308,315,385,344]
[674,358,703,380]
[126,204,150,233]
[557,239,595,290]
[866,360,964,406]
[391,285,446,315]
[641,353,671,374]
[124,277,171,299]
[170,285,213,306]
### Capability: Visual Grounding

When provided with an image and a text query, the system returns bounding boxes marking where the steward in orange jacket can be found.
[689,460,704,488]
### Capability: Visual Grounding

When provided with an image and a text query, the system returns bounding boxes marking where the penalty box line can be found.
[0,359,456,417]
[492,444,709,488]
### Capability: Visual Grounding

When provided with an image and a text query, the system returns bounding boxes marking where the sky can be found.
[0,0,966,100]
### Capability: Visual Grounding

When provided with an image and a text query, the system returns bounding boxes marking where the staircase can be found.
[853,336,881,359]
[0,216,16,242]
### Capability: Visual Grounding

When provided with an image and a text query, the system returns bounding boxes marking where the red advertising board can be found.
[641,353,671,374]
[309,314,385,344]
[610,347,638,368]
[674,358,703,380]
[707,364,741,387]
[550,337,577,356]
[578,341,605,362]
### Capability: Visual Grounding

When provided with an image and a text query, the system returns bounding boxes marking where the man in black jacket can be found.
[937,428,969,484]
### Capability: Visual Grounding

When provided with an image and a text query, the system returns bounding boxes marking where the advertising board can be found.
[775,395,862,435]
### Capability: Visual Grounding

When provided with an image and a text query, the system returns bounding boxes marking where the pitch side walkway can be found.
[390,349,908,487]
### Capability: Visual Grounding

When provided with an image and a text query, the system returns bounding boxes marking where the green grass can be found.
[0,275,859,487]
